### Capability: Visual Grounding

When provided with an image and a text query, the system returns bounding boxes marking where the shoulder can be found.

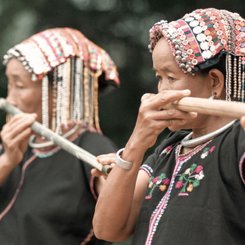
[221,120,245,152]
[75,131,118,156]
[141,130,189,175]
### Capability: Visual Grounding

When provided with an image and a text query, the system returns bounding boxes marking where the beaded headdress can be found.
[149,8,245,102]
[3,28,120,133]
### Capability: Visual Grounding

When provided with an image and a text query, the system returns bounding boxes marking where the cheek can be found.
[19,90,42,115]
[189,84,211,98]
[157,80,172,91]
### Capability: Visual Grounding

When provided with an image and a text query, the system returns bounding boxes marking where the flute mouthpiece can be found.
[0,98,6,109]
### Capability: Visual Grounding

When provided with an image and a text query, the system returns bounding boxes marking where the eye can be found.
[155,74,162,83]
[15,82,24,89]
[167,76,175,82]
[16,84,24,89]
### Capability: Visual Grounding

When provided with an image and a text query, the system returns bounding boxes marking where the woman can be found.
[93,8,245,245]
[0,28,120,245]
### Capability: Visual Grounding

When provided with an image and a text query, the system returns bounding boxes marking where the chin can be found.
[168,126,182,132]
[168,123,192,132]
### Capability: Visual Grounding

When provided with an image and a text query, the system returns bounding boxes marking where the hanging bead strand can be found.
[42,75,49,128]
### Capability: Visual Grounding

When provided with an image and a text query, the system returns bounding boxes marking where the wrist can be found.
[115,148,133,170]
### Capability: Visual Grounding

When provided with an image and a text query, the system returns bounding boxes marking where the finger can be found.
[156,89,191,109]
[3,128,32,150]
[140,90,191,111]
[2,115,36,139]
[91,168,104,177]
[240,116,245,128]
[6,113,36,124]
[96,153,116,164]
[141,93,155,102]
[146,108,197,121]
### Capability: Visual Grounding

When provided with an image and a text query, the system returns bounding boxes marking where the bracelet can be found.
[115,148,133,170]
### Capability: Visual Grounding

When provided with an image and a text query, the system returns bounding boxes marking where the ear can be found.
[208,68,225,99]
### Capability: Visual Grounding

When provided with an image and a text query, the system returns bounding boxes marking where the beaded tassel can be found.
[226,54,232,101]
[65,59,71,124]
[242,57,245,102]
[56,66,63,134]
[89,73,94,129]
[83,65,90,125]
[70,57,75,121]
[74,58,82,121]
[60,63,67,127]
[238,57,242,100]
[52,69,58,131]
[42,75,49,128]
[233,56,237,99]
[93,71,101,132]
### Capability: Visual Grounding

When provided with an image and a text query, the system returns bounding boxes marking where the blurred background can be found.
[0,0,244,244]
[0,0,245,151]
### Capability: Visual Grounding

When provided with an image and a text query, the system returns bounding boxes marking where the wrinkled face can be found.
[152,38,214,130]
[5,58,43,122]
[152,38,212,96]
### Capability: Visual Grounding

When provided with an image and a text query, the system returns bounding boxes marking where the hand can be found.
[128,89,197,151]
[0,113,37,168]
[240,116,245,129]
[91,153,116,195]
[91,153,116,178]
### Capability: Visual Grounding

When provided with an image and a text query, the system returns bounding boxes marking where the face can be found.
[5,58,43,122]
[152,38,212,97]
[152,38,215,130]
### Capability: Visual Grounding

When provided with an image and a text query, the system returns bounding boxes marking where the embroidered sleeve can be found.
[140,164,153,177]
[140,135,176,177]
[239,152,245,185]
[237,124,245,185]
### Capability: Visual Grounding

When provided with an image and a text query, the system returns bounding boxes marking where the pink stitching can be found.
[0,155,37,221]
[239,152,245,185]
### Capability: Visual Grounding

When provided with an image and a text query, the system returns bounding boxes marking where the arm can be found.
[0,113,36,185]
[240,116,245,129]
[93,89,195,242]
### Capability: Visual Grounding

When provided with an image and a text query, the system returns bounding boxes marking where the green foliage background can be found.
[1,0,244,149]
[0,1,244,243]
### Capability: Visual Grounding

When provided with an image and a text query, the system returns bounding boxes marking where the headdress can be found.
[3,28,120,133]
[149,8,245,102]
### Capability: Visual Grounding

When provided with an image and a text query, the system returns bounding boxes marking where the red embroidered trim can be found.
[80,228,94,245]
[239,152,245,185]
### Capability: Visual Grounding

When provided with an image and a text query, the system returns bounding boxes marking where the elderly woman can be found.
[93,8,245,245]
[0,28,119,245]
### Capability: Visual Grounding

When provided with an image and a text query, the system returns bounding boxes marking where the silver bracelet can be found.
[115,148,133,170]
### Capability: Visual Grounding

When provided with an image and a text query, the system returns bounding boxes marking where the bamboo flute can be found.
[0,97,244,174]
[172,97,245,118]
[0,98,111,174]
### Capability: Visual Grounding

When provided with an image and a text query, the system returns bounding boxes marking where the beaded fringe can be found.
[226,54,245,102]
[42,57,101,133]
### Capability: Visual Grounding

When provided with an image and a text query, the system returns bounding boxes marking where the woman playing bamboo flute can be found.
[93,8,245,245]
[0,27,120,245]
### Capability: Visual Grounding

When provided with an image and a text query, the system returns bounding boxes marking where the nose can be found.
[158,81,171,92]
[6,88,17,106]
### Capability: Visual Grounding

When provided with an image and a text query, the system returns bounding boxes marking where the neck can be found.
[181,117,235,149]
[191,117,234,139]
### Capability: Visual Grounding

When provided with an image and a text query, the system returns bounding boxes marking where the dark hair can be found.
[196,52,244,102]
[196,52,226,77]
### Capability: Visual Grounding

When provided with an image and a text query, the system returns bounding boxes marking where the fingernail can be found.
[183,89,191,95]
[190,112,198,117]
[167,109,175,115]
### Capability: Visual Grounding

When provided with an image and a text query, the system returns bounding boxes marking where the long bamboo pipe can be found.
[172,97,245,118]
[0,97,244,174]
[0,98,111,174]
